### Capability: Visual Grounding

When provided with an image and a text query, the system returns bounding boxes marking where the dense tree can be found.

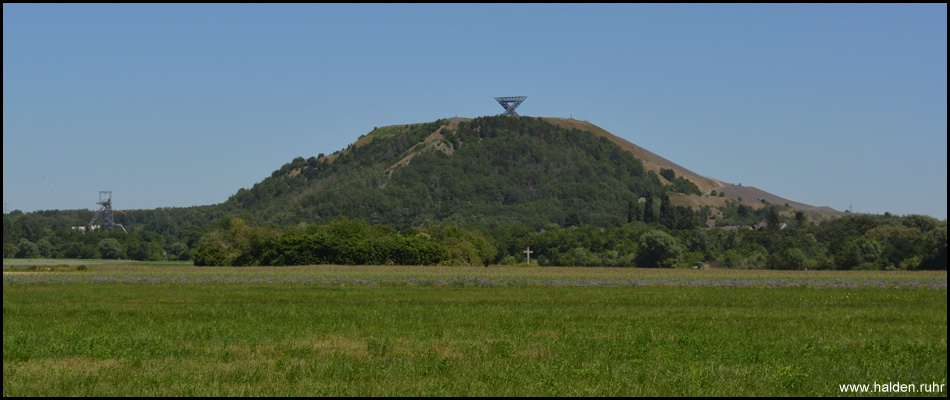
[919,226,947,270]
[659,168,676,181]
[193,218,264,266]
[36,239,52,258]
[795,211,807,227]
[167,242,189,259]
[643,192,656,224]
[766,207,782,231]
[126,240,152,261]
[97,238,124,260]
[635,230,683,268]
[838,237,882,270]
[15,239,39,258]
[671,177,702,195]
[659,194,675,229]
[565,212,581,228]
[627,199,640,223]
[63,242,83,258]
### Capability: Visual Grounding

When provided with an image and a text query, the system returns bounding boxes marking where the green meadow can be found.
[3,264,946,396]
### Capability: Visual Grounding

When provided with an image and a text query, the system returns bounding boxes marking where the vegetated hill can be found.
[223,115,840,229]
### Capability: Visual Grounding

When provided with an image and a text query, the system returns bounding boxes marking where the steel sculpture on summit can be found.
[495,96,527,116]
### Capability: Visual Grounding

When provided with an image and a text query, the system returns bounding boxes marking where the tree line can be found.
[4,199,945,271]
[3,207,212,261]
[184,212,946,270]
[193,218,495,267]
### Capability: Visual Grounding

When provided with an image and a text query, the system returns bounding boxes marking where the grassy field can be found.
[3,264,946,396]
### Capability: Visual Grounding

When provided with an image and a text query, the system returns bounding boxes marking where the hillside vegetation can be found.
[226,116,700,229]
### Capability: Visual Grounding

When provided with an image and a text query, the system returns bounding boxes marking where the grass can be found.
[3,265,946,396]
[4,259,946,281]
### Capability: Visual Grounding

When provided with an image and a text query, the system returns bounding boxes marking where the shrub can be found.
[635,230,683,268]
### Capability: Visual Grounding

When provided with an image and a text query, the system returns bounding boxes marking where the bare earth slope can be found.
[716,184,844,215]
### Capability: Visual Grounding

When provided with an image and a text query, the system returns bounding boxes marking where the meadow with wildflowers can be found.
[3,265,946,396]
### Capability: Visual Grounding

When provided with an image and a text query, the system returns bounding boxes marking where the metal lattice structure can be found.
[89,191,115,231]
[88,191,127,233]
[495,96,527,116]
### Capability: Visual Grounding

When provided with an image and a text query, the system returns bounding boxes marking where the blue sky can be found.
[3,4,947,220]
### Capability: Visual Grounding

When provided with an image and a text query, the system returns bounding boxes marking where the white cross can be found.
[523,246,533,265]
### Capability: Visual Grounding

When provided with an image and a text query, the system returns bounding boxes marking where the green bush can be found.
[635,230,683,268]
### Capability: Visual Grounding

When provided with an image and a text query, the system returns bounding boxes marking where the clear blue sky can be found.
[4,4,947,220]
